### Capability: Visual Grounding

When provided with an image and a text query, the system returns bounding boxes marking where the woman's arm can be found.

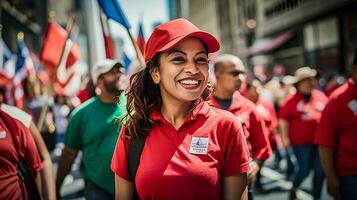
[115,175,134,200]
[222,173,248,200]
[30,122,56,200]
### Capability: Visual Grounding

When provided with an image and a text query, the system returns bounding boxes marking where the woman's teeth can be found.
[179,79,199,85]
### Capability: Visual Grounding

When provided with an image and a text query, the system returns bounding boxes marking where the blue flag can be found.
[1,39,12,67]
[123,52,132,72]
[98,0,131,29]
[15,40,28,73]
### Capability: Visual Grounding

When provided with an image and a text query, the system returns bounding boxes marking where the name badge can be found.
[189,137,209,155]
[348,100,357,115]
[0,131,6,139]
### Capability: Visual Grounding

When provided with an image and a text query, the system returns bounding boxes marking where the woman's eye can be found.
[196,58,208,64]
[171,57,186,63]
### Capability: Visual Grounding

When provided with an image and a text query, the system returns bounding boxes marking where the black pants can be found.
[84,179,114,200]
[340,175,357,200]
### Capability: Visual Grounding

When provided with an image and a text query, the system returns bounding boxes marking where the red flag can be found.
[56,39,80,89]
[39,21,80,76]
[136,20,145,54]
[66,42,81,67]
[0,72,11,86]
[100,9,115,59]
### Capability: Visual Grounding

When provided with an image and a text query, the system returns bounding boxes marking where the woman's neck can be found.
[161,97,194,131]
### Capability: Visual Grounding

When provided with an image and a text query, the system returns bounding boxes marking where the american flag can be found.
[12,39,35,108]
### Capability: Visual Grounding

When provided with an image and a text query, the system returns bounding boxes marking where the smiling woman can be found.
[111,18,250,200]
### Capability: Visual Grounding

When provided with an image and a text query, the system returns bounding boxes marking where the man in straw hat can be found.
[279,66,328,200]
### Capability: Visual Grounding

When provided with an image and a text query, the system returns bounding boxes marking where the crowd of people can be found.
[1,18,357,200]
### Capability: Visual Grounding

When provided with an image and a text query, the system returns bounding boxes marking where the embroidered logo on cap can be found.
[189,137,209,155]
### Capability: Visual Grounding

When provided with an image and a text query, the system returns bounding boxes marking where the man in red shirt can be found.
[315,55,357,200]
[246,78,281,190]
[0,109,43,200]
[211,54,272,199]
[246,78,279,155]
[279,66,328,200]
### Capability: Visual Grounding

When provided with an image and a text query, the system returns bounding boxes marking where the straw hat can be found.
[293,66,317,83]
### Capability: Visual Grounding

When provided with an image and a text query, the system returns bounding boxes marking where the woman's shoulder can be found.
[207,104,240,126]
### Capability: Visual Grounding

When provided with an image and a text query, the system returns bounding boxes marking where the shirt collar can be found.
[210,91,241,111]
[151,101,210,123]
[347,78,357,95]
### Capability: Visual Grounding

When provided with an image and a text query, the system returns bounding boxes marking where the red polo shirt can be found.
[279,89,328,145]
[112,102,250,200]
[0,111,43,200]
[211,92,272,160]
[256,99,279,150]
[315,79,357,176]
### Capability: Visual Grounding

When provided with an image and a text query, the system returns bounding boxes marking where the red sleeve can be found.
[111,127,132,181]
[18,121,43,173]
[222,121,250,177]
[249,112,272,160]
[315,99,337,148]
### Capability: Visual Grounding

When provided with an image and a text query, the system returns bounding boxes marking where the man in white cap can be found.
[279,66,328,200]
[56,59,126,199]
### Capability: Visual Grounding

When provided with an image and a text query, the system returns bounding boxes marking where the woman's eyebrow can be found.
[168,50,186,56]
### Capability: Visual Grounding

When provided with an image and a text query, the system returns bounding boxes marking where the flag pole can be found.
[37,12,76,131]
[126,28,145,67]
[37,11,56,130]
[109,0,145,66]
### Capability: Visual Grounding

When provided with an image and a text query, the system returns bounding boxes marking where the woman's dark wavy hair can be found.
[122,53,213,140]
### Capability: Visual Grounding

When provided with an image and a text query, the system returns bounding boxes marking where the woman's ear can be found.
[150,67,160,84]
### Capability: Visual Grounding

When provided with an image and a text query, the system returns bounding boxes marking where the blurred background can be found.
[1,0,357,199]
[2,0,357,82]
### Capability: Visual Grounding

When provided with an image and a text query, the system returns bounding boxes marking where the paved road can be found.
[58,158,334,200]
[254,158,333,200]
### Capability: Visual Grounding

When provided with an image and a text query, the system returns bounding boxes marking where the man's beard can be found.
[103,80,121,96]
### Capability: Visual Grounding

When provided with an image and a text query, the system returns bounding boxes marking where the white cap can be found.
[91,59,123,84]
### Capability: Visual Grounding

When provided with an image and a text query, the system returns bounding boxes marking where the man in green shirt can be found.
[56,59,126,199]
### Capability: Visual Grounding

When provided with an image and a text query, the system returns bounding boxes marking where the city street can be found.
[255,159,333,200]
[1,0,357,199]
[58,155,334,200]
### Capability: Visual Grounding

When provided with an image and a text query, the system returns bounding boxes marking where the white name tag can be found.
[348,100,357,115]
[0,131,6,139]
[189,137,209,155]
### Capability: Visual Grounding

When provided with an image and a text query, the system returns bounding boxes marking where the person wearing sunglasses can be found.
[211,54,272,200]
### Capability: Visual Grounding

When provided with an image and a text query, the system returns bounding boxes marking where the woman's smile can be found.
[178,78,203,90]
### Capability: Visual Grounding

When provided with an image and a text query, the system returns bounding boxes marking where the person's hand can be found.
[247,160,260,184]
[327,176,340,199]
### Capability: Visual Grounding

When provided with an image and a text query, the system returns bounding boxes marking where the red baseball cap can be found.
[144,18,220,64]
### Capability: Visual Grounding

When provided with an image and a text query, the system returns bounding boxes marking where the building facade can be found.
[171,0,357,77]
